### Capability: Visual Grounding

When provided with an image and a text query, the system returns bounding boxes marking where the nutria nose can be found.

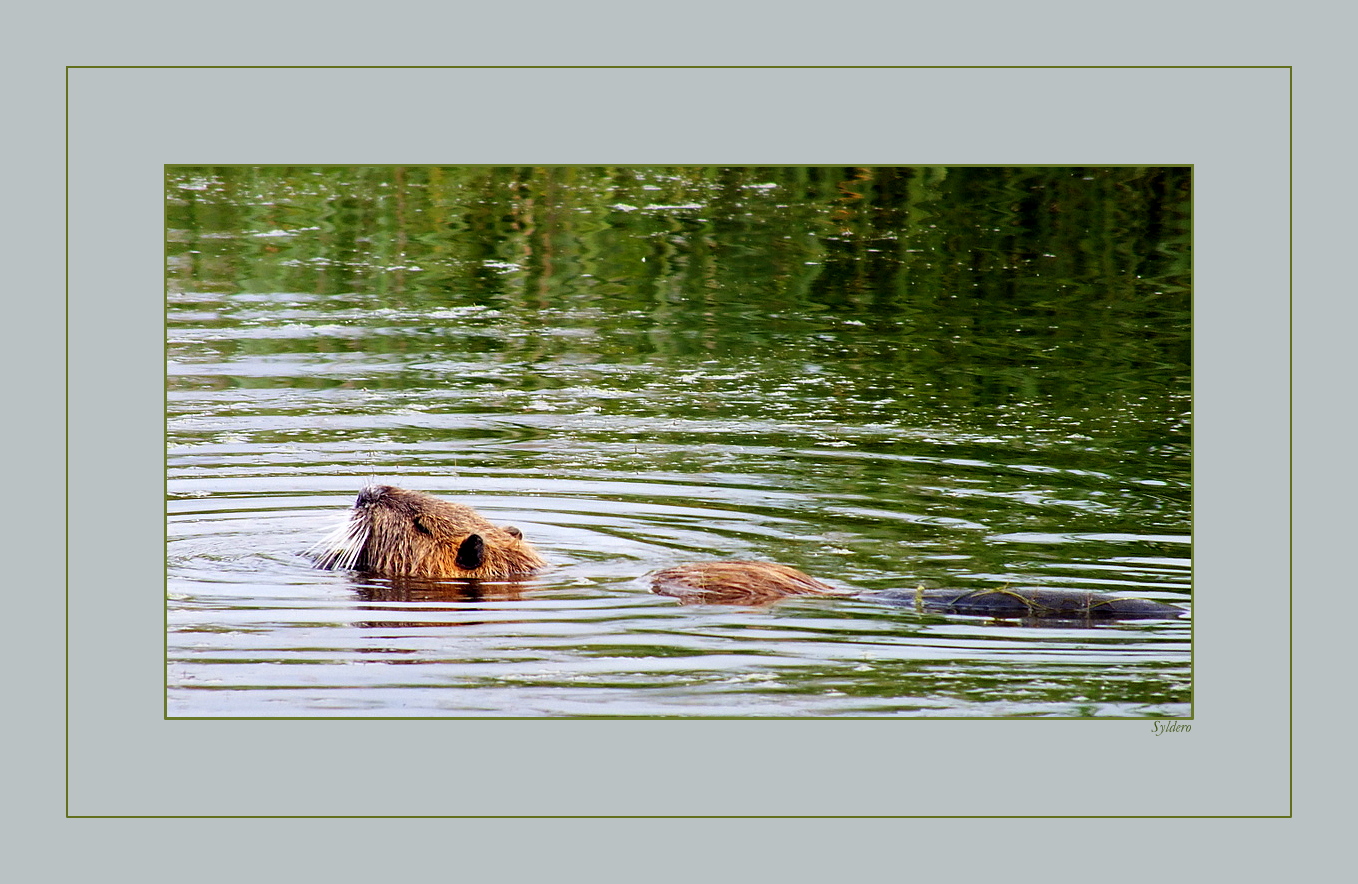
[356,485,392,507]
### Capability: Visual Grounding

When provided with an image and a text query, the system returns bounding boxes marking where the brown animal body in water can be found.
[650,561,1185,621]
[311,490,1180,619]
[312,485,547,580]
[650,561,850,606]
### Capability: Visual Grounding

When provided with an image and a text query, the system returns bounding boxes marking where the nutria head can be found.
[650,561,849,606]
[312,485,547,580]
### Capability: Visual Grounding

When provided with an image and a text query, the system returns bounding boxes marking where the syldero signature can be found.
[1151,720,1191,735]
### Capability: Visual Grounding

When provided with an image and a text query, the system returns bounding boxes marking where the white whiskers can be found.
[307,512,370,571]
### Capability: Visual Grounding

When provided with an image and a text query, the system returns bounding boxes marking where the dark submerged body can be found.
[858,587,1184,620]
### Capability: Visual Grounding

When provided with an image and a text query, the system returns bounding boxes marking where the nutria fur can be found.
[650,561,1184,620]
[311,485,547,580]
[650,561,853,606]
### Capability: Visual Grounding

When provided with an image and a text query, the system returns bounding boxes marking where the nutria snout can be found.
[311,485,547,580]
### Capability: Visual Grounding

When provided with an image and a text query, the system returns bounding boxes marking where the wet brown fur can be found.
[314,485,547,580]
[649,561,850,606]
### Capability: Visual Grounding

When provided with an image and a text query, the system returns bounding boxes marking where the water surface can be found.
[167,166,1192,717]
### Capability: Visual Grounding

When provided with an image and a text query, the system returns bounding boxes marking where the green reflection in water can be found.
[168,165,1189,420]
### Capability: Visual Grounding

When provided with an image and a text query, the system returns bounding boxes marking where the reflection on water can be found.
[167,166,1191,718]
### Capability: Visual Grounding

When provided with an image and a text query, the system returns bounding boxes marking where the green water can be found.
[167,166,1191,718]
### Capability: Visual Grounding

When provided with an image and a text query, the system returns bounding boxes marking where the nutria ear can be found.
[455,534,486,570]
[502,525,523,538]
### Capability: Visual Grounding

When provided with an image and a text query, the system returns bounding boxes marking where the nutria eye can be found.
[503,526,522,538]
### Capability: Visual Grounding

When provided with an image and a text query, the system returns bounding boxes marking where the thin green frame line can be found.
[159,163,1195,725]
[68,65,1287,820]
[68,813,1289,819]
[68,64,1291,69]
[1286,65,1294,819]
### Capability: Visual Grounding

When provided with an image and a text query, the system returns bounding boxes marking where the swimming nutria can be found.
[311,490,1181,619]
[311,485,547,580]
[650,561,1185,620]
